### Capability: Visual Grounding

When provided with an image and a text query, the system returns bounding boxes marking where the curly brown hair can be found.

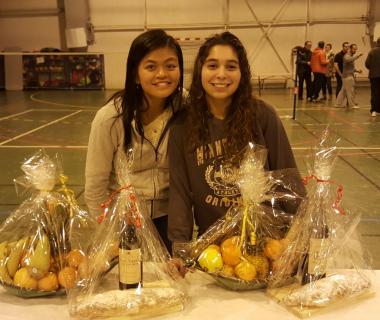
[186,31,258,155]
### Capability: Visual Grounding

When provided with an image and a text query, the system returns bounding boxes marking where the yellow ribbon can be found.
[57,173,77,219]
[238,203,256,251]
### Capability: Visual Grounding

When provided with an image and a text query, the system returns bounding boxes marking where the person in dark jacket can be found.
[296,41,313,101]
[365,37,380,117]
[168,32,304,246]
[334,42,349,97]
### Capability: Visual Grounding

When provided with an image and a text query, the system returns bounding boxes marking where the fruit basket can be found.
[0,150,98,297]
[175,145,304,291]
[0,279,66,298]
[182,207,292,291]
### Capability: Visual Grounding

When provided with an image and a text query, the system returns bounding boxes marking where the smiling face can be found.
[137,46,180,106]
[201,45,241,112]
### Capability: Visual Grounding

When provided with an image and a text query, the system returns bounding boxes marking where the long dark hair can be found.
[186,31,257,155]
[109,29,184,151]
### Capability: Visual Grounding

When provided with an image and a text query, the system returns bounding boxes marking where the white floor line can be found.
[30,92,102,110]
[0,145,87,149]
[277,106,372,112]
[0,109,34,121]
[31,108,96,112]
[1,146,379,150]
[292,147,380,150]
[0,110,83,146]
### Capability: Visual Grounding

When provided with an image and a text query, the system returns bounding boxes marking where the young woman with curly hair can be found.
[168,32,303,246]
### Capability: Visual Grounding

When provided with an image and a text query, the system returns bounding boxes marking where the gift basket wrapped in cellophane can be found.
[267,129,375,318]
[67,149,187,320]
[174,143,305,291]
[0,150,97,297]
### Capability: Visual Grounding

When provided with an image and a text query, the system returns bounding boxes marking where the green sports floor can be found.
[0,87,379,267]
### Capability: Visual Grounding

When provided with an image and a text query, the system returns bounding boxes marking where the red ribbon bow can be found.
[302,174,345,215]
[97,185,131,224]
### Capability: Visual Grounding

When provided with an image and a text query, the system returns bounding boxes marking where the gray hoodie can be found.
[85,99,173,219]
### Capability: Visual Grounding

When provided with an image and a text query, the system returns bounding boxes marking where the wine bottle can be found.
[119,216,143,290]
[302,222,329,285]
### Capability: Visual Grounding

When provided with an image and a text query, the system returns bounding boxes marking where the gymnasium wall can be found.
[0,0,371,89]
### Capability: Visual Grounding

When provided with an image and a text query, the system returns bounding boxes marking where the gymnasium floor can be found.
[0,87,379,268]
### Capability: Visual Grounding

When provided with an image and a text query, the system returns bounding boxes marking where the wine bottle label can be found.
[308,237,330,275]
[119,248,142,284]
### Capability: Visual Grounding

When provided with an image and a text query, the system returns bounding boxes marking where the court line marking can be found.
[30,92,106,110]
[292,147,380,150]
[0,145,379,151]
[0,145,87,149]
[0,110,83,146]
[30,108,96,112]
[296,110,380,190]
[0,109,35,121]
[278,107,372,111]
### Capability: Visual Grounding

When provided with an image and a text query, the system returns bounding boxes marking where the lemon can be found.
[198,245,223,273]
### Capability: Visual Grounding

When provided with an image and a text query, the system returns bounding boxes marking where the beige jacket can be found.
[85,99,172,219]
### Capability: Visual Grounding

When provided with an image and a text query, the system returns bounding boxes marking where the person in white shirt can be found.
[335,44,363,109]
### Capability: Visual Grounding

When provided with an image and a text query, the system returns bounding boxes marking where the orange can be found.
[13,267,38,290]
[66,249,85,269]
[246,255,269,279]
[264,238,284,261]
[221,236,241,266]
[38,272,59,291]
[220,264,235,278]
[234,261,257,281]
[58,266,77,289]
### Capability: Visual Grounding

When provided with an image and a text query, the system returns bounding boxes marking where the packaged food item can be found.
[67,150,187,319]
[0,150,95,297]
[267,129,374,318]
[174,143,304,290]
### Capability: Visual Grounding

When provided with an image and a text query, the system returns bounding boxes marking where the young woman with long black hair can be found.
[85,29,184,250]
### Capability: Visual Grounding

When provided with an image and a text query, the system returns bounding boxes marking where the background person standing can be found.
[334,42,350,97]
[365,37,380,117]
[335,44,363,109]
[296,41,313,101]
[324,43,335,99]
[310,41,329,103]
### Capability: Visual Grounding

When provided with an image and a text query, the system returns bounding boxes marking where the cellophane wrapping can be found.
[0,150,96,297]
[174,143,304,291]
[67,149,187,319]
[267,130,374,318]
